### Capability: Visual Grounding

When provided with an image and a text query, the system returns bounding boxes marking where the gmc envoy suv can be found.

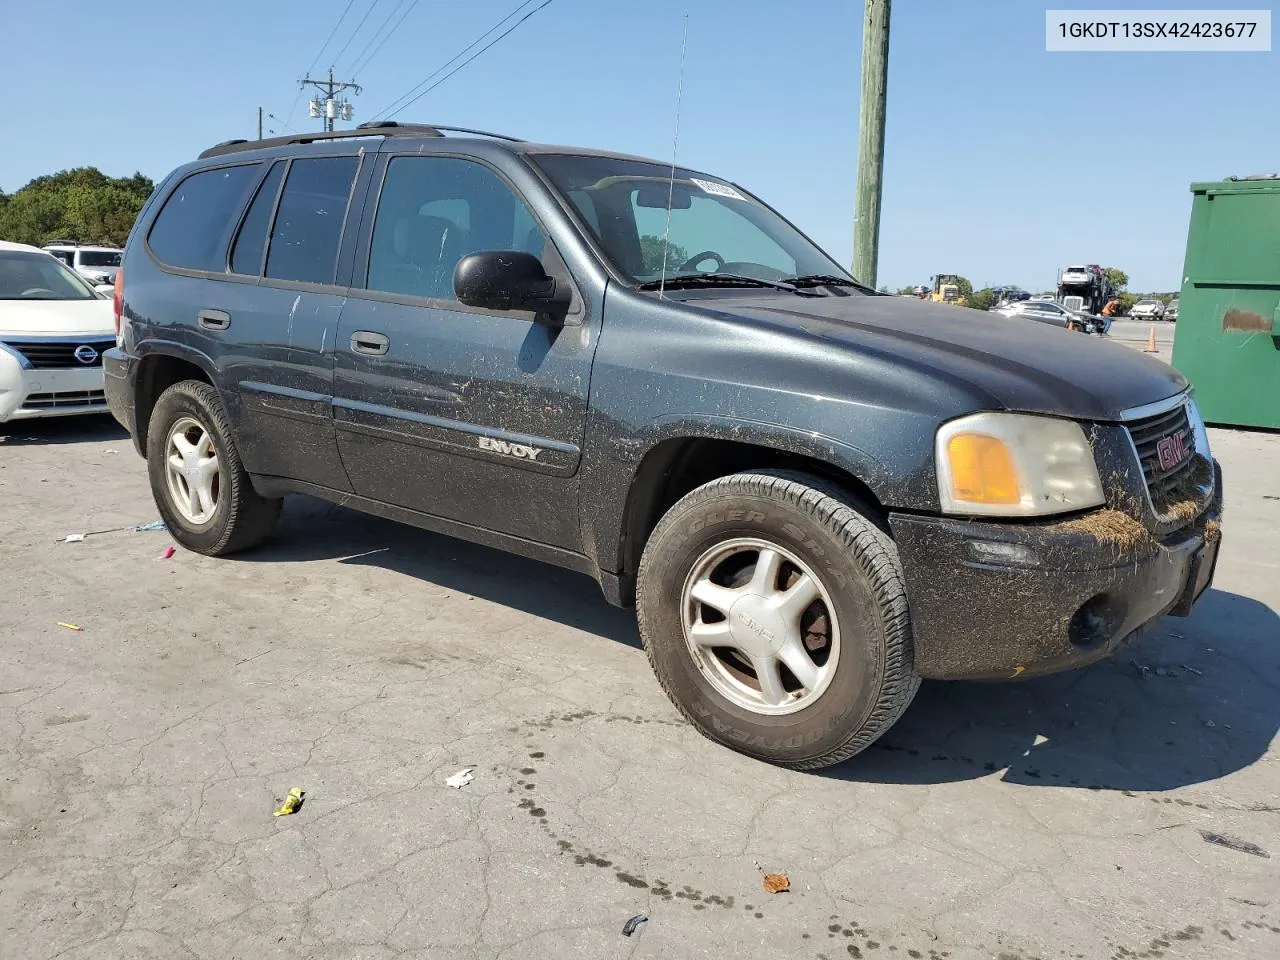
[104,122,1222,769]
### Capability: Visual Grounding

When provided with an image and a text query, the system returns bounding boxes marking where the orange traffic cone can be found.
[1143,326,1158,353]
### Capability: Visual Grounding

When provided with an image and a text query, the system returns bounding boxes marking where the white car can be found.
[42,242,123,286]
[1129,298,1166,320]
[0,241,116,423]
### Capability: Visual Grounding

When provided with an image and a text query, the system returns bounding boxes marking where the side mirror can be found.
[453,251,571,318]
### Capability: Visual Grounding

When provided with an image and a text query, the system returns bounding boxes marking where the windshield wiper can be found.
[780,274,875,292]
[637,273,818,295]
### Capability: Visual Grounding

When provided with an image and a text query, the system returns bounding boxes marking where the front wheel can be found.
[636,470,919,769]
[146,380,282,556]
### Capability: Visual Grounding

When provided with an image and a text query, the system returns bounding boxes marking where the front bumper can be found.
[889,464,1223,681]
[0,353,108,423]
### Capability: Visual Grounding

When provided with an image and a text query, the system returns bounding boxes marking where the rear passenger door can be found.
[216,150,367,489]
[332,153,595,550]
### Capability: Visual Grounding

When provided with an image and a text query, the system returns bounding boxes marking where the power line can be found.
[330,0,385,73]
[349,0,421,78]
[372,0,547,119]
[267,112,298,134]
[287,0,361,123]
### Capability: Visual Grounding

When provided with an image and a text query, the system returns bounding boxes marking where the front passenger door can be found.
[333,154,596,550]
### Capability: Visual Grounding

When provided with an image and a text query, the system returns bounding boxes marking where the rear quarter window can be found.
[147,164,261,271]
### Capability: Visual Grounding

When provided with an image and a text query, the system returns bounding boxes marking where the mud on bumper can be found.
[889,465,1223,681]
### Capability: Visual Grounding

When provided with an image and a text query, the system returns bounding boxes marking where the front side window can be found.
[0,252,96,300]
[47,250,74,266]
[148,164,260,271]
[366,156,548,300]
[533,154,852,286]
[265,157,358,285]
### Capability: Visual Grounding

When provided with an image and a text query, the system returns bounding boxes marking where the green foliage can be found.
[965,288,997,311]
[895,285,917,296]
[0,167,155,248]
[638,234,691,276]
[1103,267,1129,291]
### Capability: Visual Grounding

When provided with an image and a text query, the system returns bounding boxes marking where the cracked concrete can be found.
[1,412,1277,960]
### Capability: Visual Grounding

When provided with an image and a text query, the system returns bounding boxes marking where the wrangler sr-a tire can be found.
[146,380,282,556]
[637,470,919,769]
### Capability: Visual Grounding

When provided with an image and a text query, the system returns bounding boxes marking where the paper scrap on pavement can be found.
[62,534,86,543]
[445,768,475,789]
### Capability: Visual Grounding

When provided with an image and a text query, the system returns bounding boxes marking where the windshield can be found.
[0,252,97,300]
[79,250,122,267]
[1137,300,1157,307]
[532,154,854,287]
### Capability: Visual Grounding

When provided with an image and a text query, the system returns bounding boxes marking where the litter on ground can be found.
[445,768,475,789]
[160,545,175,559]
[1199,831,1269,858]
[273,787,305,817]
[763,872,791,894]
[56,622,82,632]
[133,520,167,532]
[61,534,85,543]
[622,915,648,937]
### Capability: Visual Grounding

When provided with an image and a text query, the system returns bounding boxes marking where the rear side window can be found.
[265,157,358,285]
[230,162,285,276]
[148,164,260,271]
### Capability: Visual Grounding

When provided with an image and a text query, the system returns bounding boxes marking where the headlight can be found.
[1186,396,1211,460]
[936,412,1105,517]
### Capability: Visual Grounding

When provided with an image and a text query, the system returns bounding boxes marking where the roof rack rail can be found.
[197,121,522,160]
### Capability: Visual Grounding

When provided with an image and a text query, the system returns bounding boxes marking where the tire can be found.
[146,379,282,556]
[636,470,919,770]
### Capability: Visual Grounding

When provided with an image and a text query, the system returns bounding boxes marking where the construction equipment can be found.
[930,274,966,305]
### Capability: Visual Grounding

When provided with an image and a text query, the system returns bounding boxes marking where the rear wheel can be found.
[146,380,281,556]
[637,470,919,769]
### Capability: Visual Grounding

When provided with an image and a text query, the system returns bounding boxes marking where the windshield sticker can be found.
[690,178,746,201]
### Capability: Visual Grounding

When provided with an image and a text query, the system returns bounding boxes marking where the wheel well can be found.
[135,355,211,451]
[619,438,885,589]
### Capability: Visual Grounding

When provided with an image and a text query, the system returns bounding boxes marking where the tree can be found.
[0,167,155,247]
[965,288,997,311]
[1114,292,1139,316]
[638,234,691,275]
[1103,267,1129,291]
[895,285,917,296]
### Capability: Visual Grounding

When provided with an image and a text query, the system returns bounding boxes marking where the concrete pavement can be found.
[1,403,1276,960]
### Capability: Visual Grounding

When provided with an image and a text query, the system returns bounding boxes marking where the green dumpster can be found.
[1172,175,1280,429]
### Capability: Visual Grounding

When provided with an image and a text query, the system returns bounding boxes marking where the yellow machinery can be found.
[931,274,966,305]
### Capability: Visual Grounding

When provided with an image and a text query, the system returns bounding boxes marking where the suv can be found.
[103,122,1223,769]
[42,242,124,286]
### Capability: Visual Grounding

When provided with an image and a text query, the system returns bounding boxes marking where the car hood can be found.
[701,292,1186,421]
[0,298,114,337]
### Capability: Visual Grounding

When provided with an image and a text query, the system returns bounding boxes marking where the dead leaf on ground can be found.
[762,872,790,894]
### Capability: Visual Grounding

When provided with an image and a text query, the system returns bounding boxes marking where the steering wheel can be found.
[21,288,55,297]
[677,251,725,273]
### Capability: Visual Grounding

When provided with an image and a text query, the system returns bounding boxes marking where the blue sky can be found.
[3,0,1275,292]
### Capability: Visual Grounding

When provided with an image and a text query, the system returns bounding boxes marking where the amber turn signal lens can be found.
[946,434,1021,505]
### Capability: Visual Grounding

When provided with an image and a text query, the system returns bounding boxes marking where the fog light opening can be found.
[1068,595,1112,649]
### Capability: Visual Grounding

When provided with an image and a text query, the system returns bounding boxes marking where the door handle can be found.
[350,331,389,356]
[197,309,231,331]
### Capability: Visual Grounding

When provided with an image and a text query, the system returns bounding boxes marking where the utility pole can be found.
[853,0,891,288]
[257,106,263,140]
[300,67,361,132]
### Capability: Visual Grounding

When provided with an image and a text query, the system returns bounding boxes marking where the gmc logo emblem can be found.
[1156,430,1190,471]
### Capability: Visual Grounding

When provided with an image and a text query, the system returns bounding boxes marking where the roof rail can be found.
[197,121,522,160]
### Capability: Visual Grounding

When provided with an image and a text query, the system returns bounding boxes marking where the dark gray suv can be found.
[104,122,1222,769]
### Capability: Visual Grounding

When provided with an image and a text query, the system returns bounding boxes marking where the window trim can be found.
[226,160,285,278]
[143,159,264,280]
[349,150,581,322]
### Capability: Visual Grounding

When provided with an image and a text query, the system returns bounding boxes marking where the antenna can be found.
[657,14,690,300]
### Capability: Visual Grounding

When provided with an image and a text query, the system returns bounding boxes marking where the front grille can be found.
[1126,403,1196,510]
[3,339,114,368]
[23,390,107,409]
